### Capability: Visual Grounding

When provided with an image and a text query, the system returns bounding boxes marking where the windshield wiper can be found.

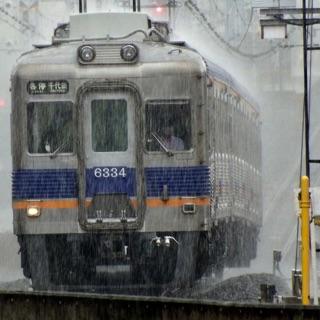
[49,141,68,159]
[151,132,173,157]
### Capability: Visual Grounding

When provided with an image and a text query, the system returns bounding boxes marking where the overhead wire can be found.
[209,0,225,17]
[11,1,59,25]
[236,7,254,49]
[0,14,25,34]
[232,0,248,25]
[185,0,289,59]
[0,4,46,39]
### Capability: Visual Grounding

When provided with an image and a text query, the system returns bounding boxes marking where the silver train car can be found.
[11,12,262,289]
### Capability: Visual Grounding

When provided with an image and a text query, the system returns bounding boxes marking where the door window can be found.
[91,99,128,152]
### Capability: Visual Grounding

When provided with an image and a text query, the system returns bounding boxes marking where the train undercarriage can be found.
[18,218,259,291]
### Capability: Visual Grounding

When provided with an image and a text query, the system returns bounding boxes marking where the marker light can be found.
[164,236,170,247]
[27,206,41,217]
[156,6,163,13]
[78,45,96,62]
[120,44,139,62]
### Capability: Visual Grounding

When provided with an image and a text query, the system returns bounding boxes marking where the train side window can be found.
[145,101,191,152]
[91,99,128,152]
[27,101,73,154]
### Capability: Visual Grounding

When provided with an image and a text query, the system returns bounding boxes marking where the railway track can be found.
[0,273,291,300]
[1,289,320,320]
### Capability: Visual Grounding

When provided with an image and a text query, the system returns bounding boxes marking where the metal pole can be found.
[302,0,310,178]
[137,0,141,12]
[168,1,172,28]
[172,0,176,30]
[133,0,136,12]
[83,0,87,13]
[79,0,87,13]
[300,176,310,305]
[310,218,319,304]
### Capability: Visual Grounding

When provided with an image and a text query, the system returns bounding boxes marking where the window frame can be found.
[26,100,75,157]
[144,99,194,155]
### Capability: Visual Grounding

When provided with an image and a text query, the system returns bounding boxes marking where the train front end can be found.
[11,12,210,289]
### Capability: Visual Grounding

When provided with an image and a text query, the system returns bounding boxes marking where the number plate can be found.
[93,167,127,178]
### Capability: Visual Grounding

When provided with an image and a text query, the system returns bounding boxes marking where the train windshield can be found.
[145,101,191,152]
[91,99,128,152]
[27,101,73,154]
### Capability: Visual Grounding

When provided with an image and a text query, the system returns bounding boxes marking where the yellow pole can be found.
[300,175,310,305]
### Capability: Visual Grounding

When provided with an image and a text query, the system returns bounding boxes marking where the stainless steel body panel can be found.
[11,39,209,235]
[11,38,261,235]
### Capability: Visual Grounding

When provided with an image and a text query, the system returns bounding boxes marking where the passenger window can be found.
[91,99,128,152]
[27,101,73,154]
[145,101,191,152]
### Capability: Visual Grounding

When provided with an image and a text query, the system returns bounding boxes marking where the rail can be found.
[1,290,320,320]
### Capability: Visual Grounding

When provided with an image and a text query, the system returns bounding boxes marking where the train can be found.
[11,11,262,290]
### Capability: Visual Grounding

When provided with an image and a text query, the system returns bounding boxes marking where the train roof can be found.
[205,58,259,111]
[69,12,150,39]
[14,10,258,111]
[175,42,258,111]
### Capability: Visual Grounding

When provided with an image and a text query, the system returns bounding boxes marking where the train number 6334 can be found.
[94,167,127,178]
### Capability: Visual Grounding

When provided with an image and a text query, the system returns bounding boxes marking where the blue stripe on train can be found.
[12,166,210,199]
[85,167,136,197]
[12,169,78,199]
[145,166,210,197]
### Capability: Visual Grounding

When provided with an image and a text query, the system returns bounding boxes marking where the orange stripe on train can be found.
[131,198,210,208]
[12,197,210,210]
[12,199,79,209]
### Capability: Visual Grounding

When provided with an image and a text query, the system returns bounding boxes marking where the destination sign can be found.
[27,80,69,95]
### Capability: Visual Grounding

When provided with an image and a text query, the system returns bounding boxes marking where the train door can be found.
[77,84,144,230]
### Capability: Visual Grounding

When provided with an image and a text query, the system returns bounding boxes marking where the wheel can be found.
[25,235,51,291]
[18,236,31,279]
[146,244,178,284]
[47,235,95,286]
[195,233,210,280]
[174,232,199,287]
[214,263,224,281]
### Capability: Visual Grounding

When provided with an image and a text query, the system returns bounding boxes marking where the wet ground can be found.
[0,278,30,291]
[188,273,291,302]
[0,273,291,303]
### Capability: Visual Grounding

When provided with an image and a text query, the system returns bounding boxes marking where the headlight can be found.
[78,45,95,62]
[120,44,139,62]
[27,206,41,217]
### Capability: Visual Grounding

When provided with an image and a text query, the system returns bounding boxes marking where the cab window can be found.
[27,101,73,154]
[145,101,191,152]
[91,99,128,152]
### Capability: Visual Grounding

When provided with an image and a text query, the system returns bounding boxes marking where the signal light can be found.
[156,6,162,13]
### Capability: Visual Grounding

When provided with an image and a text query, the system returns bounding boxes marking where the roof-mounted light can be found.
[120,44,139,62]
[78,45,96,62]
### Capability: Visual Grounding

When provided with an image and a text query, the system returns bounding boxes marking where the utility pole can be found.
[302,0,310,178]
[260,3,320,306]
[79,0,87,13]
[260,6,320,179]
